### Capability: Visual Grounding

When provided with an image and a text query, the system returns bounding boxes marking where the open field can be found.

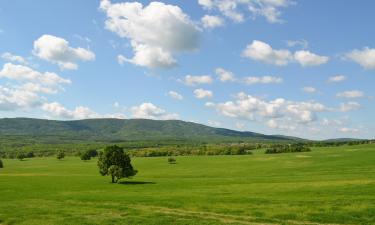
[0,144,375,225]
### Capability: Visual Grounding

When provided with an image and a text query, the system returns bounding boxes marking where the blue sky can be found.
[0,0,374,140]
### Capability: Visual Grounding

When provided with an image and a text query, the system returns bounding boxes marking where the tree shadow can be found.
[118,180,156,185]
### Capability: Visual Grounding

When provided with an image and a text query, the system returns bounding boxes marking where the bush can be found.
[80,151,91,161]
[56,151,65,160]
[16,152,26,161]
[265,144,311,154]
[168,157,176,164]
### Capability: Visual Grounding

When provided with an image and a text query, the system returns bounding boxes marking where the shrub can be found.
[16,152,26,161]
[168,157,176,164]
[56,151,65,160]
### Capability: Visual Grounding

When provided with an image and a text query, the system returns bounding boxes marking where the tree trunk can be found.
[111,175,115,183]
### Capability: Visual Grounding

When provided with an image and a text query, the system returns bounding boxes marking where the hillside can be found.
[0,118,297,142]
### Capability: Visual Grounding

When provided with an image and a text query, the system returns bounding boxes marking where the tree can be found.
[97,145,137,183]
[0,159,3,168]
[80,151,91,161]
[168,157,176,164]
[57,151,65,160]
[16,152,26,161]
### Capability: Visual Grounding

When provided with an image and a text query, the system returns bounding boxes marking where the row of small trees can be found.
[265,144,311,154]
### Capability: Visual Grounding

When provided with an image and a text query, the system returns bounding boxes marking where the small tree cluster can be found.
[16,152,26,161]
[80,149,98,161]
[97,145,137,183]
[168,157,176,164]
[265,144,311,154]
[56,151,65,160]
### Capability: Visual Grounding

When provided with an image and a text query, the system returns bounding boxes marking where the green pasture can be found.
[0,144,374,225]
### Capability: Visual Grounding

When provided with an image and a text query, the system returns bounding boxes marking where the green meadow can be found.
[0,144,374,225]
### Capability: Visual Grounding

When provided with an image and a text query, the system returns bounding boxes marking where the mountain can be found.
[0,118,300,142]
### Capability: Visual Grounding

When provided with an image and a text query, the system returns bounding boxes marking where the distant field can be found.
[0,144,374,225]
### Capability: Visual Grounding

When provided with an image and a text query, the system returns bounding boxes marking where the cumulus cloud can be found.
[1,52,29,65]
[130,102,179,120]
[215,68,236,82]
[242,40,329,67]
[201,15,224,28]
[328,75,346,83]
[339,127,359,133]
[340,101,360,112]
[0,63,71,86]
[0,85,44,111]
[242,40,292,66]
[33,35,95,70]
[0,63,71,112]
[286,39,309,49]
[198,0,293,23]
[337,90,364,98]
[294,50,329,67]
[345,47,375,70]
[168,91,183,100]
[302,87,317,93]
[183,75,213,86]
[244,76,282,85]
[42,102,126,119]
[207,92,327,130]
[100,0,200,69]
[194,88,213,99]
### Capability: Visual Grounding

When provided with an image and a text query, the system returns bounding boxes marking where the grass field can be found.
[0,144,375,225]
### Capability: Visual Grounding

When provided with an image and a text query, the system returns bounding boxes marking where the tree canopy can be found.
[97,145,137,183]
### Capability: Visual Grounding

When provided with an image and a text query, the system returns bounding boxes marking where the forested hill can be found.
[0,118,300,142]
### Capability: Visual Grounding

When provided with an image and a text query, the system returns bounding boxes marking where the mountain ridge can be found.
[0,117,303,142]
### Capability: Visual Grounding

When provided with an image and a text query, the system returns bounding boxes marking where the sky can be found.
[0,0,374,140]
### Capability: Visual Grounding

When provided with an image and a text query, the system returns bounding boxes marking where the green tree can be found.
[0,159,3,168]
[80,151,91,161]
[56,151,65,160]
[97,145,137,183]
[168,157,176,164]
[16,152,26,161]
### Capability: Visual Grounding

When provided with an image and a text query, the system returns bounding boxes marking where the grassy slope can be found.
[0,144,374,225]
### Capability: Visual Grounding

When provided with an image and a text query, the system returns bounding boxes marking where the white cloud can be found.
[242,40,328,67]
[194,88,213,99]
[207,92,327,129]
[0,63,71,86]
[294,50,329,67]
[328,75,346,83]
[198,0,293,23]
[244,76,282,85]
[339,127,359,133]
[242,40,292,66]
[33,35,95,70]
[302,87,317,93]
[42,102,126,119]
[337,90,364,98]
[183,75,213,86]
[235,122,246,130]
[340,101,360,112]
[100,0,200,69]
[130,102,179,120]
[117,54,127,65]
[215,68,236,82]
[168,91,183,100]
[286,39,309,49]
[0,85,44,111]
[1,52,29,65]
[207,120,221,127]
[345,47,375,70]
[201,15,224,28]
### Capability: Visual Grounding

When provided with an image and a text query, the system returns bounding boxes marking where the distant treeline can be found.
[0,139,373,159]
[265,143,311,154]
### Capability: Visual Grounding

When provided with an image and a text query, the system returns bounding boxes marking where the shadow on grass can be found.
[118,181,156,185]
